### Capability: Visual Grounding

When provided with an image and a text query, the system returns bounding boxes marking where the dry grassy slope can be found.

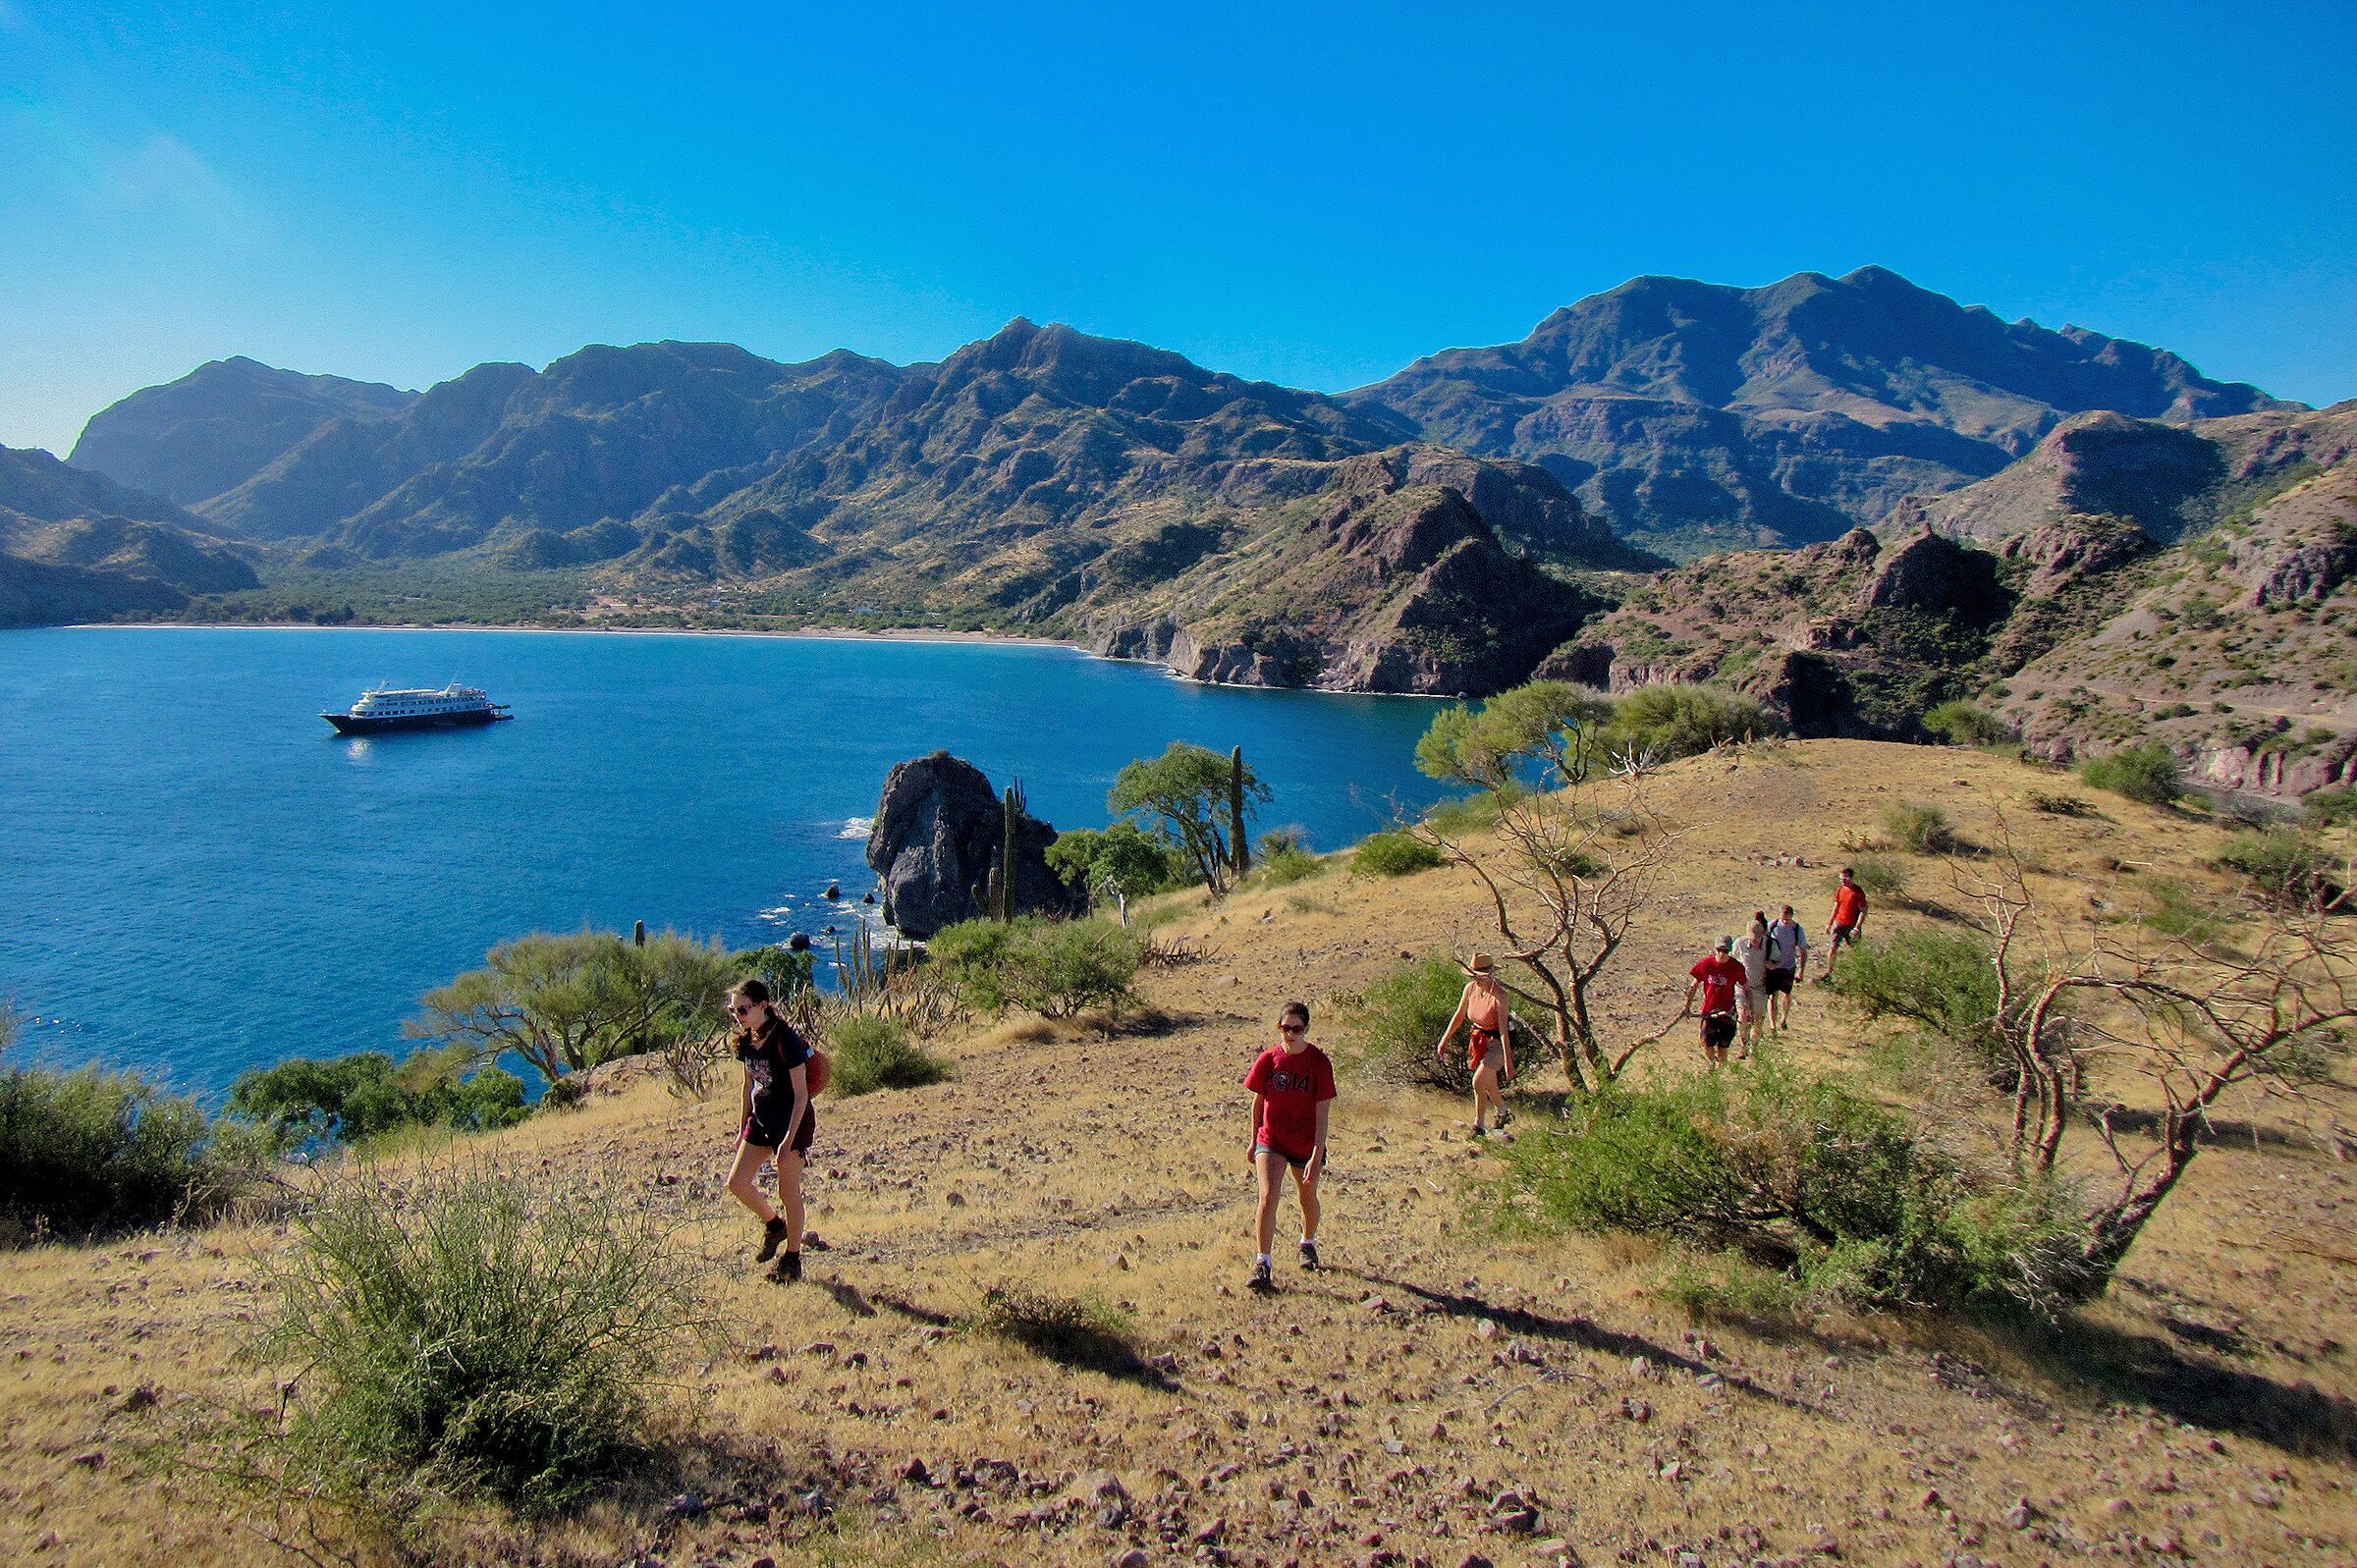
[6,742,2354,1568]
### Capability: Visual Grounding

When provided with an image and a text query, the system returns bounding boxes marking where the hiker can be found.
[1732,911,1771,1055]
[724,977,816,1283]
[1764,904,1808,1028]
[1435,951,1515,1139]
[1824,867,1869,978]
[1244,1000,1336,1293]
[1684,936,1747,1067]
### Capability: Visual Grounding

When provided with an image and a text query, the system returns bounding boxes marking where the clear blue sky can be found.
[4,0,2352,456]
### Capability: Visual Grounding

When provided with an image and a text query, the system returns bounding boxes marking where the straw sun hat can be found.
[1458,952,1497,977]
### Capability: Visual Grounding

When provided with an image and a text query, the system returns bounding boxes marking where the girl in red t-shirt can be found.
[1242,1000,1336,1293]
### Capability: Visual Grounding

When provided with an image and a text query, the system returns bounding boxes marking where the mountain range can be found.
[8,266,2350,797]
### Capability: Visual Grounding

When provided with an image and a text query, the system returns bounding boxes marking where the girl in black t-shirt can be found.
[724,978,815,1282]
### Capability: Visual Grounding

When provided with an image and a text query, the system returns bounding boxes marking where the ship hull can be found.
[321,709,510,734]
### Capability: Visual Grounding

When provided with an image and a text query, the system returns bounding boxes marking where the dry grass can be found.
[5,741,2354,1566]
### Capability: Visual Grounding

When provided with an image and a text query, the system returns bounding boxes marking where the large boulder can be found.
[864,752,1084,938]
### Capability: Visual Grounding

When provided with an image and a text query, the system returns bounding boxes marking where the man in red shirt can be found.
[1825,867,1870,978]
[1684,936,1747,1066]
[1243,1000,1337,1293]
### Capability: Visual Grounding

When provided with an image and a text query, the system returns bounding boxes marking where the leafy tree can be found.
[230,1046,528,1143]
[1046,822,1189,904]
[1108,742,1270,892]
[1597,683,1779,763]
[410,930,734,1087]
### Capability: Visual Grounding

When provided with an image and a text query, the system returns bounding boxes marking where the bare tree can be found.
[1949,817,2356,1295]
[1411,681,1688,1094]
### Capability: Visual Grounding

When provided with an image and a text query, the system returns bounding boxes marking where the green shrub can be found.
[731,944,816,1001]
[1846,855,1910,901]
[1253,843,1326,888]
[2216,829,2345,910]
[1354,830,1448,878]
[1922,700,2009,747]
[0,1058,273,1238]
[1489,1055,2082,1312]
[254,1162,709,1515]
[1827,928,2002,1073]
[2026,789,2097,818]
[1601,683,1781,763]
[929,917,1142,1018]
[2305,786,2357,828]
[230,1047,528,1145]
[1882,800,1960,854]
[2080,742,2182,807]
[823,1013,949,1096]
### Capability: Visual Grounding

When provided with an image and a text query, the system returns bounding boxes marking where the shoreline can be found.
[63,620,1087,651]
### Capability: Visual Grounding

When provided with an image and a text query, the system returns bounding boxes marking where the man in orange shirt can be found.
[1824,867,1869,978]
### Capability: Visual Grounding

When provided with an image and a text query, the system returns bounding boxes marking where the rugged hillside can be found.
[1089,449,1597,694]
[69,355,416,508]
[199,343,909,555]
[1537,522,2140,737]
[1348,266,2290,556]
[1900,403,2357,545]
[0,447,260,625]
[1996,459,2357,795]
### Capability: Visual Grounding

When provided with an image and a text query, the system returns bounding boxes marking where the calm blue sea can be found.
[0,627,1450,1097]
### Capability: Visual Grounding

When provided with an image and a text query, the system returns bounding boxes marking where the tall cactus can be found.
[1229,745,1250,880]
[994,783,1022,921]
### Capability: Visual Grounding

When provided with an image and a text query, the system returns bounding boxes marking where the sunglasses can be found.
[1280,1022,1306,1034]
[728,1001,760,1017]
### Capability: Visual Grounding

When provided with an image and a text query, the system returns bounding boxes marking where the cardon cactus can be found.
[1229,746,1250,879]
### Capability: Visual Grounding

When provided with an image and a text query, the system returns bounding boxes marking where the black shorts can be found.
[1701,1012,1738,1048]
[1830,922,1859,947]
[742,1097,815,1155]
[1253,1144,1318,1173]
[1764,967,1795,996]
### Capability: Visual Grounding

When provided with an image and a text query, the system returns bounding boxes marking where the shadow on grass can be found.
[1997,1314,2357,1458]
[1352,1270,1818,1414]
[975,1315,1179,1393]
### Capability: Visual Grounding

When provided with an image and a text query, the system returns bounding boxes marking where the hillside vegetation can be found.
[6,741,2353,1567]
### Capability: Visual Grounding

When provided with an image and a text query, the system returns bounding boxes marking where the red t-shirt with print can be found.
[1689,954,1745,1014]
[1245,1044,1337,1162]
[1833,883,1867,927]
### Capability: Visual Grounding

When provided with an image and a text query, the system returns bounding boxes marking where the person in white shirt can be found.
[1763,904,1808,1029]
[1733,910,1772,1055]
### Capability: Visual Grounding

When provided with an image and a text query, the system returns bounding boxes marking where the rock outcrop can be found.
[1087,450,1593,696]
[864,752,1083,938]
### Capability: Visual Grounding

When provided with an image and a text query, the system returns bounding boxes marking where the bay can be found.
[0,626,1451,1097]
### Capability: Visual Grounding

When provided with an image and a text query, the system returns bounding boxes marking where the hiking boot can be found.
[1247,1258,1275,1293]
[1495,1106,1513,1129]
[770,1251,802,1284]
[1469,1123,1488,1141]
[1298,1240,1321,1272]
[755,1217,788,1264]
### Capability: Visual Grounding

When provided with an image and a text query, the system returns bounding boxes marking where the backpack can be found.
[807,1048,832,1097]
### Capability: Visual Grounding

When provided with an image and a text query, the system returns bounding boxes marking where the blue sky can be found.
[3,0,2352,455]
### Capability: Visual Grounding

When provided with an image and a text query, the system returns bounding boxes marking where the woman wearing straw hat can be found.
[1435,952,1514,1139]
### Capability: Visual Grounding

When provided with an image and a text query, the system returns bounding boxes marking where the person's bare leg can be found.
[1254,1150,1285,1258]
[1471,1060,1500,1128]
[777,1149,806,1252]
[727,1139,779,1224]
[1293,1165,1320,1243]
